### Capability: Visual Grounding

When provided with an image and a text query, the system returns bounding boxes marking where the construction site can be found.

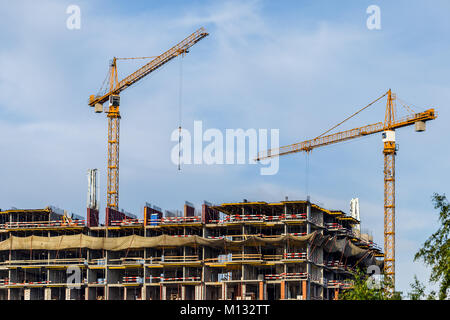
[0,23,438,301]
[0,196,383,300]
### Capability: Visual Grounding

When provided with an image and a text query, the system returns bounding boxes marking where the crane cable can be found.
[305,152,310,199]
[315,91,389,139]
[178,54,184,171]
[302,91,389,203]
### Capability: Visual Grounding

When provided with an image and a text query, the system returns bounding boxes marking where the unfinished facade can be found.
[0,200,383,300]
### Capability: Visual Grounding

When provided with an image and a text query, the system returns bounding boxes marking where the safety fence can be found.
[325,223,346,231]
[264,272,308,280]
[326,279,353,289]
[325,260,356,273]
[208,213,307,224]
[0,258,87,266]
[146,255,201,265]
[283,252,307,260]
[109,219,144,226]
[148,216,202,225]
[0,220,86,229]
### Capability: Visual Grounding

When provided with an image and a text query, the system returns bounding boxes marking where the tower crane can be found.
[88,28,208,209]
[255,89,437,292]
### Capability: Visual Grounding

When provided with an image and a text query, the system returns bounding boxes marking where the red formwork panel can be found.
[143,206,163,226]
[87,208,99,227]
[202,203,219,224]
[105,208,127,226]
[184,203,195,217]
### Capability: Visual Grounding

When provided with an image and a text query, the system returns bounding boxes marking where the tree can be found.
[408,275,426,300]
[339,268,401,300]
[414,193,450,300]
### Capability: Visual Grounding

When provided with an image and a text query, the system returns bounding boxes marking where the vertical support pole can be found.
[222,282,227,300]
[334,288,339,300]
[280,281,285,300]
[259,281,264,300]
[44,288,51,300]
[181,286,186,300]
[306,200,311,300]
[302,280,307,300]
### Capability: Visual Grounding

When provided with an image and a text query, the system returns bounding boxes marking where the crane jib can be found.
[89,28,208,106]
[256,108,436,161]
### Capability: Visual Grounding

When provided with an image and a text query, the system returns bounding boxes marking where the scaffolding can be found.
[0,199,382,300]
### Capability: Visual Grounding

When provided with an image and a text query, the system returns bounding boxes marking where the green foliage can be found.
[408,275,426,300]
[414,193,450,300]
[339,268,401,300]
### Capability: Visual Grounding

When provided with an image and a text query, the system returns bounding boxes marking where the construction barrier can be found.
[265,273,308,280]
[210,214,306,224]
[1,220,86,229]
[326,279,353,289]
[265,216,281,221]
[283,252,307,260]
[7,280,51,286]
[228,214,264,222]
[157,276,201,282]
[122,276,143,284]
[282,272,308,279]
[110,219,144,226]
[170,235,193,237]
[264,274,283,280]
[91,278,106,285]
[325,223,344,230]
[326,260,345,268]
[160,216,202,224]
[280,213,307,220]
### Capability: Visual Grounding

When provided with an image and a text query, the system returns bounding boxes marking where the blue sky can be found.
[0,0,449,295]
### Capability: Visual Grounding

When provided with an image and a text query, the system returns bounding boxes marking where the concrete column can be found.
[181,286,186,300]
[141,286,146,300]
[143,246,147,300]
[306,201,311,300]
[24,288,31,300]
[160,284,166,300]
[302,280,307,300]
[202,283,206,300]
[258,281,265,300]
[222,282,227,300]
[334,288,339,300]
[44,288,51,300]
[195,284,203,300]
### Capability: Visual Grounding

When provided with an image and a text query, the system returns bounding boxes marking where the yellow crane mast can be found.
[88,28,208,209]
[256,89,437,292]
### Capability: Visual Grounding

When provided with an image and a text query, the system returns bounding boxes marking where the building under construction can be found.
[0,197,383,300]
